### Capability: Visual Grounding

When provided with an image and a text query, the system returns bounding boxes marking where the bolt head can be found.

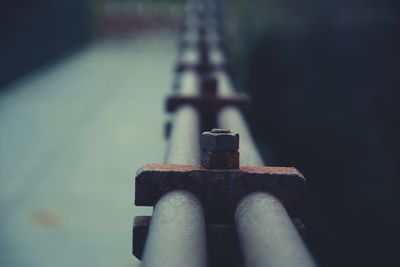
[201,129,239,152]
[200,74,218,96]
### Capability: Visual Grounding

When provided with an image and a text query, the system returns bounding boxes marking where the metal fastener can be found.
[201,129,239,169]
[200,74,218,96]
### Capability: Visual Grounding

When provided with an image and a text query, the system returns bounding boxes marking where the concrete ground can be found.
[0,32,175,267]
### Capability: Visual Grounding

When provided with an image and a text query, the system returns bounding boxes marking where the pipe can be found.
[141,25,207,265]
[141,191,207,267]
[218,107,264,166]
[141,104,207,267]
[235,192,317,267]
[165,105,200,165]
[212,29,316,267]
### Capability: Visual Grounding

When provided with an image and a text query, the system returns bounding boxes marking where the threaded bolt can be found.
[201,129,240,169]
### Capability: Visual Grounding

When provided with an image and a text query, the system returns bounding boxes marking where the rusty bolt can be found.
[201,129,240,169]
[202,129,239,152]
[200,74,218,96]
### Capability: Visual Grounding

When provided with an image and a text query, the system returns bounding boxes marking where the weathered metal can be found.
[136,21,208,263]
[201,129,240,169]
[135,163,305,218]
[199,73,218,95]
[236,192,316,267]
[166,93,250,114]
[200,150,240,170]
[132,215,306,262]
[132,216,150,260]
[140,191,208,267]
[133,0,317,266]
[201,129,239,152]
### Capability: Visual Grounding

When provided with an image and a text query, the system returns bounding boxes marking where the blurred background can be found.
[0,0,399,267]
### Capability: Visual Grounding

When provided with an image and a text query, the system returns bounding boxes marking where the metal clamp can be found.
[135,129,306,218]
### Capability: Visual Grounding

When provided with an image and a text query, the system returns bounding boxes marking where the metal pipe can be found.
[173,70,199,94]
[141,191,207,267]
[235,192,317,267]
[141,37,207,265]
[165,105,200,165]
[213,39,316,267]
[141,104,206,267]
[218,107,264,166]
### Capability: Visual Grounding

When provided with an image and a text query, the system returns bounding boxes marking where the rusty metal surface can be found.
[135,163,305,217]
[133,216,241,265]
[201,129,240,170]
[236,192,316,267]
[199,73,218,95]
[134,0,317,266]
[166,93,250,114]
[140,191,207,267]
[201,150,240,170]
[137,17,208,263]
[201,129,239,152]
[132,216,150,260]
[133,215,306,261]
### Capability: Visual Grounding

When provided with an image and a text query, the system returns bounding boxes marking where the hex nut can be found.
[200,74,218,96]
[201,151,239,170]
[201,129,239,152]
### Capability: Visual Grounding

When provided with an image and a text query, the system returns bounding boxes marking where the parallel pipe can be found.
[210,21,316,267]
[236,192,317,267]
[217,71,316,267]
[141,103,207,267]
[216,69,264,166]
[141,39,207,267]
[165,105,200,165]
[218,107,264,166]
[141,191,207,267]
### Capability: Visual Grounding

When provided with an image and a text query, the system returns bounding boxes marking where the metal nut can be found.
[201,129,239,152]
[200,74,218,96]
[201,151,239,170]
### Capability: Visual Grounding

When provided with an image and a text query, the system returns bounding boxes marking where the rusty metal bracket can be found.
[132,215,305,260]
[175,61,228,73]
[166,93,250,115]
[135,163,305,218]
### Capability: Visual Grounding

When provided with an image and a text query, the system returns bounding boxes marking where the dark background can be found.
[0,0,92,87]
[225,0,400,266]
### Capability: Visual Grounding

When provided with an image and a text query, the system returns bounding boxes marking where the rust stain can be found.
[31,210,63,228]
[141,163,302,176]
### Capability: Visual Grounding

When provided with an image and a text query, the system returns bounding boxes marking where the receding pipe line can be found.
[235,192,317,267]
[141,41,207,267]
[141,104,207,267]
[218,80,316,267]
[215,34,316,267]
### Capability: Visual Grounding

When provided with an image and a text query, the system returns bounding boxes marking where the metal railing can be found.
[133,0,317,266]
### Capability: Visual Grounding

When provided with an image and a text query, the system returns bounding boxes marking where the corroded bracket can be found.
[135,163,306,218]
[175,61,228,73]
[132,215,305,260]
[166,93,250,114]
